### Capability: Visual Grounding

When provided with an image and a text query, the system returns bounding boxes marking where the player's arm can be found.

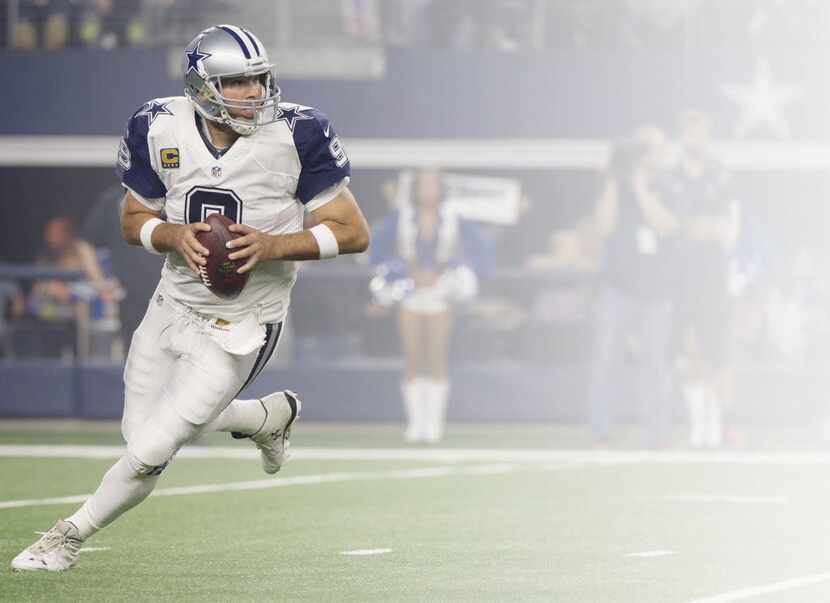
[116,103,211,274]
[590,176,619,239]
[227,187,370,273]
[120,190,210,273]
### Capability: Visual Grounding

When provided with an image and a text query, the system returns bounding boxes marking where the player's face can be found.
[414,170,443,211]
[680,120,710,156]
[219,75,266,120]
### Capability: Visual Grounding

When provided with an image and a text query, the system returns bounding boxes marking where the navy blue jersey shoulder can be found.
[290,106,351,204]
[116,102,167,200]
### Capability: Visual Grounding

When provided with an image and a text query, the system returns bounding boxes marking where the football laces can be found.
[198,264,213,288]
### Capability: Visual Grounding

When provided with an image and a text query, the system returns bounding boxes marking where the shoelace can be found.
[30,529,79,555]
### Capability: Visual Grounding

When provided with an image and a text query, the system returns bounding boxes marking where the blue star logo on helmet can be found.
[139,100,173,125]
[185,42,212,75]
[276,105,313,132]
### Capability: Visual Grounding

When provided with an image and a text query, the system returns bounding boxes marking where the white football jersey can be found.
[117,96,351,323]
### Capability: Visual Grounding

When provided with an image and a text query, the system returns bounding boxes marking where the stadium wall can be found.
[0,47,825,138]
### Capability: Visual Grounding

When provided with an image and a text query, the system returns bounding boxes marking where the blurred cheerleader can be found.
[369,168,492,443]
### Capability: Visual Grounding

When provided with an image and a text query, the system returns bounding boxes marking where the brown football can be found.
[195,214,249,300]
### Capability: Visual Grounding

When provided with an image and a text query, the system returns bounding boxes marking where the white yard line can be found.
[626,550,675,558]
[6,444,830,465]
[0,463,515,510]
[687,572,830,602]
[646,495,789,504]
[79,547,111,553]
[340,549,392,556]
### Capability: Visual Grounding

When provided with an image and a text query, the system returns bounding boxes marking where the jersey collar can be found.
[194,114,236,160]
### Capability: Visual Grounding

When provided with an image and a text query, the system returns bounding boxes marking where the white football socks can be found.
[402,379,428,442]
[705,395,723,449]
[685,383,723,449]
[65,455,160,540]
[685,384,706,449]
[423,379,449,443]
[205,398,267,435]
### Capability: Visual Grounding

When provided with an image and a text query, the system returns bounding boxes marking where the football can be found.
[195,213,249,300]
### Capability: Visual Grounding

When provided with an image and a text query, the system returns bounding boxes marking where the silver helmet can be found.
[183,25,280,136]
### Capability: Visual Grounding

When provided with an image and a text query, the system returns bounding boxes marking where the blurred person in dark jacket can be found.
[586,127,679,447]
[664,111,739,449]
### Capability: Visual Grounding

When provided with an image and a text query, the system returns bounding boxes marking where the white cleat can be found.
[11,520,83,572]
[234,391,301,474]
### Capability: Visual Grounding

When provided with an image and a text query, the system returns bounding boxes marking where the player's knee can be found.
[125,404,202,474]
[125,450,170,477]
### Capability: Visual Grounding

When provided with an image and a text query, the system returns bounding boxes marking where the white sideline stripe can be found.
[79,547,111,553]
[626,550,675,558]
[9,445,830,466]
[687,572,830,603]
[647,495,789,504]
[0,463,515,510]
[340,548,392,556]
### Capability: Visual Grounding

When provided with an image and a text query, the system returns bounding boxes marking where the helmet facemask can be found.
[185,63,281,136]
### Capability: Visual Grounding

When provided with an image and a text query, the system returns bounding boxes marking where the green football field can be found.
[1,421,830,602]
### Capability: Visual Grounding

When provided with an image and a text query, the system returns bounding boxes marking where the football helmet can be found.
[183,24,280,136]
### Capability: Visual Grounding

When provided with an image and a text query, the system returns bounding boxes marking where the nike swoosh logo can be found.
[323,124,331,138]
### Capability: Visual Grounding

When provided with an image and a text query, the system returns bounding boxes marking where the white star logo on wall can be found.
[722,58,802,138]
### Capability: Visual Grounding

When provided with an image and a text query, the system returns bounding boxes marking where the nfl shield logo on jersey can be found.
[211,165,222,178]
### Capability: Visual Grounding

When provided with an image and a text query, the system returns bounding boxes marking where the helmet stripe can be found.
[241,29,262,57]
[217,25,251,59]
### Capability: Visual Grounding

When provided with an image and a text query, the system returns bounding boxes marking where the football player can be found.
[11,24,369,572]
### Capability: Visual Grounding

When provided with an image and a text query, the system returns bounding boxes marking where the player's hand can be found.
[173,223,211,273]
[226,224,275,274]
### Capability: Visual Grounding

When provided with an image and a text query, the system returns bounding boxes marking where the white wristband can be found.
[140,217,165,255]
[309,224,339,259]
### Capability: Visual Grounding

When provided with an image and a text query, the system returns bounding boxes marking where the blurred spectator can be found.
[545,0,624,49]
[12,0,75,49]
[0,281,25,357]
[662,110,739,449]
[342,0,381,44]
[697,0,830,49]
[583,127,679,447]
[621,0,701,49]
[480,0,532,52]
[419,0,532,51]
[82,185,161,349]
[11,0,145,50]
[379,0,430,47]
[369,168,490,443]
[78,0,145,49]
[27,216,123,357]
[763,246,828,364]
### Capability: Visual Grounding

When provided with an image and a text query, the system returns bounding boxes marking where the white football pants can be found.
[122,289,283,466]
